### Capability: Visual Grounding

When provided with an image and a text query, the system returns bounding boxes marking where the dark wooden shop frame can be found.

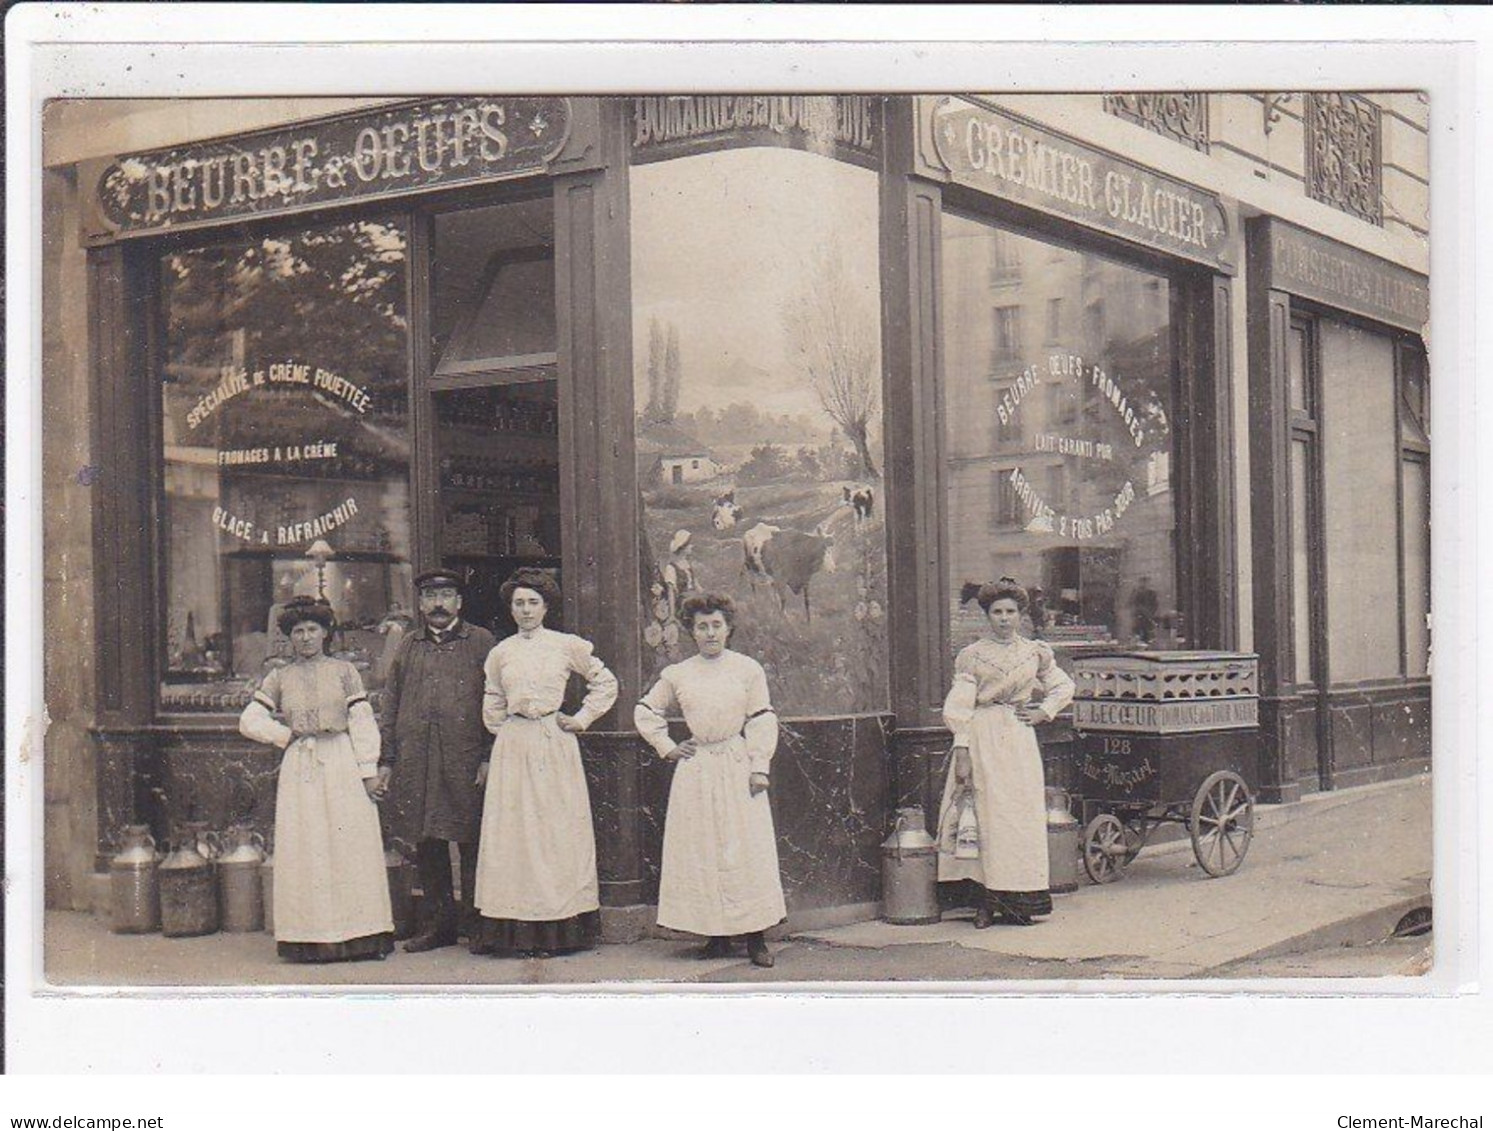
[878,96,1238,814]
[84,100,644,874]
[1246,216,1431,803]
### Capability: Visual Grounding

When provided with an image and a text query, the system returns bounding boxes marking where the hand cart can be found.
[1069,652,1260,884]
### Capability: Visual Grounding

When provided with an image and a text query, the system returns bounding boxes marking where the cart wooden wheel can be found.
[1189,771,1255,878]
[1121,817,1149,864]
[1082,813,1132,884]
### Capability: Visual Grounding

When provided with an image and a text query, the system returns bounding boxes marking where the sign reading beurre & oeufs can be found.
[90,97,571,239]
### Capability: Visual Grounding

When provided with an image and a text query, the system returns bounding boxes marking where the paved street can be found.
[43,775,1431,987]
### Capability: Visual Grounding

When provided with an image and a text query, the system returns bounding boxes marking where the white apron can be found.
[473,715,599,922]
[936,704,1050,892]
[658,734,787,937]
[274,733,394,943]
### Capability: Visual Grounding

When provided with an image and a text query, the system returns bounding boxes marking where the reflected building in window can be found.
[158,221,413,711]
[942,216,1175,660]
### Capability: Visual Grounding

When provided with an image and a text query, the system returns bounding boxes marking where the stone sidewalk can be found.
[803,773,1433,978]
[40,775,1431,987]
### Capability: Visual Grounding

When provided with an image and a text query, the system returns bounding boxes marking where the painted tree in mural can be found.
[663,324,683,421]
[642,317,667,424]
[782,243,881,480]
[642,318,683,426]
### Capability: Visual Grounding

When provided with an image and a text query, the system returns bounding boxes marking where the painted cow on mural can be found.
[743,521,837,623]
[841,484,875,530]
[740,523,781,583]
[711,489,744,531]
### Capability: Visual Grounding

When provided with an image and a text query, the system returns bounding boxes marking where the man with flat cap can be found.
[378,569,495,951]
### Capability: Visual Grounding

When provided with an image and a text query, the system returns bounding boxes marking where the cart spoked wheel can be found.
[1189,771,1255,878]
[1121,818,1149,864]
[1082,813,1133,884]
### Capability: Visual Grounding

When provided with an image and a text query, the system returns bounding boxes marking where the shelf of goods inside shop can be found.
[444,398,559,436]
[439,456,559,498]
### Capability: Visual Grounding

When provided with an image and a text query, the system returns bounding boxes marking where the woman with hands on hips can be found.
[238,595,395,963]
[469,568,618,958]
[636,593,786,968]
[937,577,1075,928]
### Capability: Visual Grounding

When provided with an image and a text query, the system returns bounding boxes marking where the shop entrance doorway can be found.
[433,380,560,637]
[422,197,561,640]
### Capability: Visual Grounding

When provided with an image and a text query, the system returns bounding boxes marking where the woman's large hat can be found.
[669,529,692,554]
[276,595,336,635]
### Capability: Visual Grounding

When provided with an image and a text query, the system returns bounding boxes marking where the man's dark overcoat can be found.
[379,619,496,844]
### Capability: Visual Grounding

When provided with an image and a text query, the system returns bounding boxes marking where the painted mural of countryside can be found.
[636,247,889,717]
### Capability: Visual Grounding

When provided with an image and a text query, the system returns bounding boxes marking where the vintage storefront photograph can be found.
[37,89,1432,987]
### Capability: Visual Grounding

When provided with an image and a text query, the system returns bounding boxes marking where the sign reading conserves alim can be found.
[931,97,1233,272]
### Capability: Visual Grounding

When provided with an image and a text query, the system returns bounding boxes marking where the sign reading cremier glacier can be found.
[931,97,1233,272]
[92,98,570,238]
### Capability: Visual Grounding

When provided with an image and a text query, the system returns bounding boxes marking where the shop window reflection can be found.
[158,219,412,712]
[995,468,1022,528]
[1399,346,1429,443]
[1045,298,1064,344]
[991,305,1023,366]
[943,213,1177,670]
[989,230,1022,284]
[431,198,555,374]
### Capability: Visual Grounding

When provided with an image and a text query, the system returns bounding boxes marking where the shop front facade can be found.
[41,92,1430,927]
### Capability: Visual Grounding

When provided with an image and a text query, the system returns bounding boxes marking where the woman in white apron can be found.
[238,596,394,962]
[636,593,786,968]
[937,578,1074,927]
[470,568,619,957]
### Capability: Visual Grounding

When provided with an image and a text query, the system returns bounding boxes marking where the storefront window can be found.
[630,148,888,716]
[1402,458,1430,677]
[1288,321,1318,686]
[1319,319,1400,683]
[1290,440,1316,684]
[158,219,411,711]
[942,214,1177,665]
[1400,347,1431,677]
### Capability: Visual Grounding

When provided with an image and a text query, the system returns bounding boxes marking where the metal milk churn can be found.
[158,823,221,937]
[1046,787,1081,895]
[261,838,275,934]
[385,839,416,941]
[218,825,266,933]
[880,806,941,925]
[109,824,161,934]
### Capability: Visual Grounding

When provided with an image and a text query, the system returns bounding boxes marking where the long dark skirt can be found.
[940,880,1053,923]
[469,910,600,956]
[278,931,395,964]
[984,888,1053,922]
